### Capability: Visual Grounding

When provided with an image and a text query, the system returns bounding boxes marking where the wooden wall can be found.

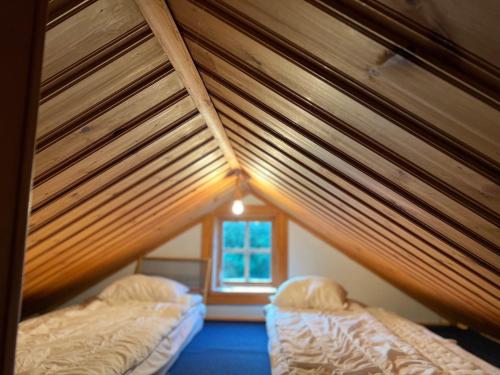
[23,0,499,335]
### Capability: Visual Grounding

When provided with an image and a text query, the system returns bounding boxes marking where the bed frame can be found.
[135,256,211,301]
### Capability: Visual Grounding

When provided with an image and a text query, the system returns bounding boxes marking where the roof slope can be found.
[167,0,500,333]
[23,0,236,312]
[24,0,499,334]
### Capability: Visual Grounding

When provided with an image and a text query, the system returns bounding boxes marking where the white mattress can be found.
[265,305,499,375]
[16,295,205,374]
[127,302,206,375]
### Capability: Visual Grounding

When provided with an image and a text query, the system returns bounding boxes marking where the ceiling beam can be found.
[135,0,240,171]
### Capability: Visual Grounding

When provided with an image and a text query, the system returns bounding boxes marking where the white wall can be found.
[288,221,442,323]
[62,195,444,323]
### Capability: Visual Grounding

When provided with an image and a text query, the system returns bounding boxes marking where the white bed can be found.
[16,295,205,375]
[265,277,499,375]
[16,257,210,375]
[266,305,499,375]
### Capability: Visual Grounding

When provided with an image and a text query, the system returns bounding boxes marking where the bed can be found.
[265,277,499,375]
[16,257,211,375]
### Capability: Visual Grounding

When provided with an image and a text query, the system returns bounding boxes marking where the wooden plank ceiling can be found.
[24,0,499,334]
[22,0,236,313]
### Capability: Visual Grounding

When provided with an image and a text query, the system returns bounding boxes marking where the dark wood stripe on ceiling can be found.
[41,23,152,101]
[47,0,99,29]
[192,0,500,183]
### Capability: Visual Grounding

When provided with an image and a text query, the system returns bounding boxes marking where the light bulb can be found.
[231,199,244,215]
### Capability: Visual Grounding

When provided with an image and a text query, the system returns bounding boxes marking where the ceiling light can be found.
[231,170,244,215]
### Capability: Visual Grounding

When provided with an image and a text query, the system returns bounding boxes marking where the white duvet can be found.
[16,295,201,375]
[266,305,499,375]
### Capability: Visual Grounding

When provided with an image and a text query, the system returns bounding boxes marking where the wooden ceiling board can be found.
[172,0,500,175]
[34,70,185,179]
[43,0,145,82]
[37,36,168,140]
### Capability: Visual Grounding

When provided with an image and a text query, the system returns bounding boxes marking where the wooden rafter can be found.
[135,0,240,170]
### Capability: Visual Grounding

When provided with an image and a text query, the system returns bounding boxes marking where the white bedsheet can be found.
[16,294,204,375]
[266,305,499,375]
[127,302,206,374]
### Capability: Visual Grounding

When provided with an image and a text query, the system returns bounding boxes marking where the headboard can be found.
[135,257,211,301]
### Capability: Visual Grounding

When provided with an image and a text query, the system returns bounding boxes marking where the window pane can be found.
[222,253,244,280]
[249,253,271,280]
[223,221,245,249]
[249,221,271,248]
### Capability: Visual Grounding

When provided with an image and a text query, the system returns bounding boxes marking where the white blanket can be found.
[16,296,202,374]
[266,305,499,375]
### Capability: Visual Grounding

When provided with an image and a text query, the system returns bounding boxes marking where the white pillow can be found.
[271,276,347,310]
[98,274,189,303]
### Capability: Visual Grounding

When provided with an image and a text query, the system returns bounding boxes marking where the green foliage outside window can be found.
[221,220,272,282]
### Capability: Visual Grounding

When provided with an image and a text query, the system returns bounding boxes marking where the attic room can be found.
[1,0,499,374]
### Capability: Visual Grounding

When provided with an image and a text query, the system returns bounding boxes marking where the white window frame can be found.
[220,220,273,284]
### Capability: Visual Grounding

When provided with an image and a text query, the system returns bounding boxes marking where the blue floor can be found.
[169,321,272,375]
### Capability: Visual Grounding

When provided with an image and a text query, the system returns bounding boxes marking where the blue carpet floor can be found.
[169,321,271,375]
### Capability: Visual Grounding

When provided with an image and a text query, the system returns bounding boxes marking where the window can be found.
[221,221,272,284]
[201,201,288,304]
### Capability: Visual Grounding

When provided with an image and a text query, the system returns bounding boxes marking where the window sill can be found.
[207,287,276,305]
[214,285,276,294]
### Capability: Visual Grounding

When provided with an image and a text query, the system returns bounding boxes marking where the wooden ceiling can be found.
[24,0,499,334]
